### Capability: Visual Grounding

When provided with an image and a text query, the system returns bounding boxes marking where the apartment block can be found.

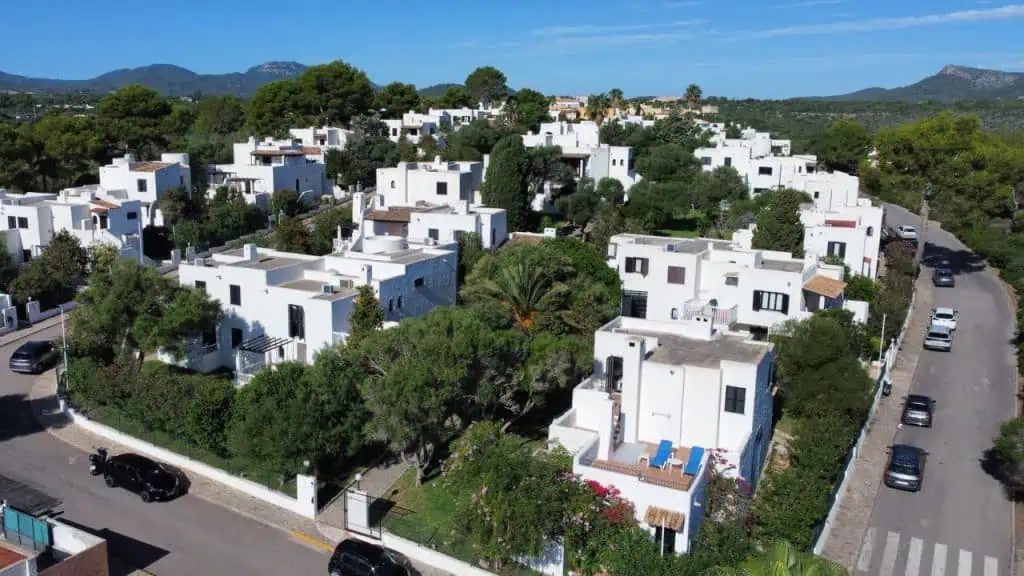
[166,237,456,385]
[428,107,487,127]
[288,126,356,160]
[97,153,191,226]
[383,112,445,145]
[606,233,861,335]
[800,201,884,278]
[548,315,775,555]
[1,187,144,264]
[206,137,333,210]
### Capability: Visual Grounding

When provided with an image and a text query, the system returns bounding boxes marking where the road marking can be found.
[858,527,878,572]
[906,538,923,576]
[290,530,335,553]
[880,531,901,576]
[984,556,998,576]
[932,543,948,576]
[958,550,972,576]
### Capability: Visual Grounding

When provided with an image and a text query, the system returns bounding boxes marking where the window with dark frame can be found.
[701,156,712,166]
[16,217,28,229]
[725,385,746,414]
[752,290,789,314]
[667,266,686,285]
[827,241,847,258]
[201,326,217,347]
[436,182,448,196]
[724,157,732,167]
[388,299,394,312]
[288,304,305,339]
[6,216,14,229]
[414,277,425,287]
[231,328,243,349]
[194,280,206,292]
[229,284,241,306]
[137,179,147,192]
[758,166,773,176]
[126,212,137,220]
[624,257,649,275]
[428,228,439,241]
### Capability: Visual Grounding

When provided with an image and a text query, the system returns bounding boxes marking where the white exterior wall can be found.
[376,162,477,207]
[802,203,883,278]
[589,146,641,191]
[0,202,50,262]
[523,121,600,149]
[98,153,190,226]
[409,207,508,249]
[289,126,354,151]
[428,108,486,126]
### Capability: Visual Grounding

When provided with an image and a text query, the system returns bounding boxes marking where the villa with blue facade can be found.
[547,314,775,555]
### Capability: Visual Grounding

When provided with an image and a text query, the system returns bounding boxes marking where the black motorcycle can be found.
[89,448,108,476]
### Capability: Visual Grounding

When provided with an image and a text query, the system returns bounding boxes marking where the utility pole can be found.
[913,182,932,269]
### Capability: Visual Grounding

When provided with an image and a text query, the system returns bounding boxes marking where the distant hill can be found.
[0,62,309,97]
[824,65,1024,102]
[418,83,461,97]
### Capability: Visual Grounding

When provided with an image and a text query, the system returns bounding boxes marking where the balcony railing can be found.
[682,302,738,326]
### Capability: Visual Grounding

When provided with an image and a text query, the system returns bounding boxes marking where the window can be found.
[16,217,28,229]
[491,228,495,246]
[414,277,425,288]
[671,307,679,320]
[701,156,712,166]
[758,166,773,176]
[231,328,243,349]
[194,280,206,292]
[667,266,686,285]
[6,216,13,229]
[22,250,31,263]
[229,284,241,306]
[388,299,394,312]
[391,128,398,137]
[724,157,732,167]
[397,296,403,309]
[725,276,739,287]
[428,228,439,241]
[136,179,147,192]
[436,182,448,196]
[725,386,746,414]
[277,347,285,359]
[126,212,137,220]
[621,290,648,319]
[98,215,108,230]
[753,188,769,195]
[654,527,677,555]
[288,304,305,339]
[624,257,649,276]
[752,290,789,314]
[827,241,847,258]
[390,180,396,189]
[866,226,874,237]
[813,191,820,199]
[201,326,217,347]
[605,355,624,392]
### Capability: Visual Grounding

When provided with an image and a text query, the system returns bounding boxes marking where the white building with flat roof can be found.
[1,187,144,264]
[206,137,333,210]
[800,201,884,278]
[362,158,506,249]
[384,112,445,145]
[548,315,775,555]
[428,107,487,127]
[288,126,356,161]
[606,233,865,334]
[166,236,456,386]
[98,153,191,226]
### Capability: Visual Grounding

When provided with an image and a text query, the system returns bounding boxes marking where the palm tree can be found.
[706,540,847,576]
[609,88,625,110]
[586,93,612,125]
[477,257,568,331]
[685,83,703,110]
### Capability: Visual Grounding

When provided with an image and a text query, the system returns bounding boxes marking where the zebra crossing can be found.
[855,528,1002,576]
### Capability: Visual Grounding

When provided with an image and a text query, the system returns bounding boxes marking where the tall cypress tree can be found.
[481,136,531,231]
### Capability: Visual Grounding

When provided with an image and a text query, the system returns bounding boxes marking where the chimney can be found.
[185,245,196,263]
[352,192,365,228]
[243,243,258,261]
[596,398,615,461]
[619,336,645,444]
[433,155,443,169]
[360,264,373,286]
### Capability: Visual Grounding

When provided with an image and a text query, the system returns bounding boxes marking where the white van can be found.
[923,324,953,352]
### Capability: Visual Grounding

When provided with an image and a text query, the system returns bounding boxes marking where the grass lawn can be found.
[657,228,699,238]
[775,413,801,437]
[87,406,297,497]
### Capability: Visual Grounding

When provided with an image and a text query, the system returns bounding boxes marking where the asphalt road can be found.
[0,324,330,576]
[853,205,1016,576]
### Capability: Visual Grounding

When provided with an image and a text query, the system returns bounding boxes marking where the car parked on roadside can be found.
[8,340,58,374]
[901,394,935,428]
[89,449,181,502]
[884,444,928,492]
[930,306,958,331]
[895,225,918,240]
[932,267,955,287]
[923,324,954,352]
[328,538,409,576]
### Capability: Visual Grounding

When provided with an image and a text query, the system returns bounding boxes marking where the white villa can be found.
[165,236,456,386]
[288,126,356,161]
[606,233,868,335]
[206,137,334,210]
[548,314,775,555]
[428,107,487,127]
[799,201,884,278]
[97,152,191,226]
[1,187,145,264]
[383,112,445,145]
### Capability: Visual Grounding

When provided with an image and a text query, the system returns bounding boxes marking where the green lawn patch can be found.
[657,228,699,238]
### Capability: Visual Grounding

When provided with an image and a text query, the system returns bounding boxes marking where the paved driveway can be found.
[0,325,330,576]
[852,205,1016,576]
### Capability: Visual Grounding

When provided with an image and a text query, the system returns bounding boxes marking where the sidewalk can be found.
[821,274,934,568]
[26,374,336,554]
[0,314,65,349]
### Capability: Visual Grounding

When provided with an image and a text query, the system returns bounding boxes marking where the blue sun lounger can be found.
[649,440,673,469]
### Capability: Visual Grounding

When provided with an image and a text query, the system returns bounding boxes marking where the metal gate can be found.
[343,488,382,539]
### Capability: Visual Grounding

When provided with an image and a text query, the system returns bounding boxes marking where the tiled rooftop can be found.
[131,161,171,172]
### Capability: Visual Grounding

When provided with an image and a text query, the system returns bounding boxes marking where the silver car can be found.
[885,444,927,492]
[923,324,953,352]
[901,394,934,427]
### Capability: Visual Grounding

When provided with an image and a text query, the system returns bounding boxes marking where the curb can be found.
[0,315,64,349]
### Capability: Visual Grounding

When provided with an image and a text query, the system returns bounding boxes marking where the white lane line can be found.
[857,527,878,572]
[958,549,973,576]
[906,538,924,576]
[932,544,948,576]
[880,531,901,576]
[984,556,998,576]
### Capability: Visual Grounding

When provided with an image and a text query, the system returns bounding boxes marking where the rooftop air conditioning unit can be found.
[338,279,354,289]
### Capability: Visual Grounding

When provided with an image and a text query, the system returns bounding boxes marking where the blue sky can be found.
[2,0,1023,98]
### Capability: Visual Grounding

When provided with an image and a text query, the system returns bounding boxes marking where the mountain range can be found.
[824,65,1024,102]
[0,61,456,98]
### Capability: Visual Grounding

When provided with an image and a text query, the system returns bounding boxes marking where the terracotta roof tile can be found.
[131,161,171,172]
[803,274,846,299]
[366,207,415,223]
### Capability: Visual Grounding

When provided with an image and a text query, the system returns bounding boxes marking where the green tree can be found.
[270,188,302,218]
[159,186,205,227]
[752,189,807,256]
[455,231,485,287]
[194,95,246,135]
[247,80,303,136]
[33,115,104,189]
[331,135,400,187]
[309,206,354,255]
[481,135,531,231]
[685,83,703,109]
[844,275,876,302]
[504,88,550,132]
[992,416,1024,496]
[635,143,699,182]
[96,85,172,157]
[295,60,376,126]
[274,216,311,253]
[815,119,872,175]
[586,93,611,124]
[0,123,40,191]
[375,82,421,118]
[0,235,17,292]
[710,540,847,576]
[465,66,508,107]
[11,230,89,308]
[527,146,576,197]
[347,284,384,348]
[609,88,625,109]
[470,254,568,331]
[436,86,476,109]
[694,166,749,223]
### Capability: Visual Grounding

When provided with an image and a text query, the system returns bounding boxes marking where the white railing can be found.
[683,302,739,325]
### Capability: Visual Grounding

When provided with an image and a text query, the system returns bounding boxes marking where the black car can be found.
[329,539,409,576]
[932,267,955,287]
[901,394,935,427]
[90,450,180,502]
[9,340,58,374]
[884,444,927,492]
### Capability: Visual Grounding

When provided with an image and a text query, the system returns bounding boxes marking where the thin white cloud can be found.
[731,4,1024,40]
[533,19,705,36]
[779,0,846,7]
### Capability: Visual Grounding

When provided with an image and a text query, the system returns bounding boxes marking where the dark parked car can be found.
[90,449,181,502]
[901,394,935,427]
[9,340,58,374]
[932,267,955,287]
[329,539,409,576]
[884,444,927,492]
